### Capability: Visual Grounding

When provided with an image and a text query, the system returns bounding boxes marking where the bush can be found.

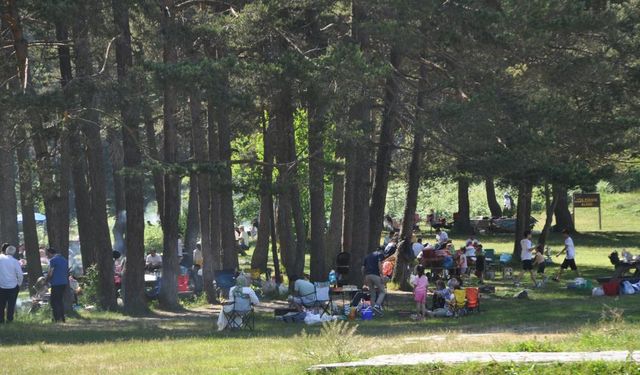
[79,265,99,307]
[145,224,164,252]
[299,320,365,362]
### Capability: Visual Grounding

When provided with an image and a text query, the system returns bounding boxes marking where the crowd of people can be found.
[0,208,586,327]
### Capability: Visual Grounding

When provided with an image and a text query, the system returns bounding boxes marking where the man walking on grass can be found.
[517,230,537,287]
[554,229,580,281]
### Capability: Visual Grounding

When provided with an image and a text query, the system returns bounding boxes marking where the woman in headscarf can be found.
[217,273,259,331]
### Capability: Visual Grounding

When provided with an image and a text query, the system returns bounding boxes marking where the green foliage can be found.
[299,320,363,363]
[144,224,164,253]
[78,265,100,307]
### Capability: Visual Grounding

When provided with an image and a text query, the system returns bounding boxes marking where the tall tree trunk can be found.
[143,109,165,224]
[485,176,502,218]
[32,21,72,258]
[553,185,575,233]
[538,184,560,246]
[513,182,533,259]
[273,84,297,279]
[287,126,307,279]
[184,176,200,260]
[368,47,402,250]
[112,0,147,314]
[73,6,117,309]
[207,97,222,271]
[251,112,273,272]
[190,91,216,303]
[107,128,126,254]
[348,0,374,285]
[341,149,355,252]
[325,168,344,273]
[393,61,427,291]
[158,0,181,310]
[17,136,41,295]
[0,139,19,246]
[69,128,97,270]
[215,72,238,270]
[307,89,327,282]
[306,6,328,282]
[455,178,472,234]
[269,192,282,285]
[3,2,40,293]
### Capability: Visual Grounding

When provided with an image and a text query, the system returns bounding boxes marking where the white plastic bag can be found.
[621,281,635,295]
[409,274,417,286]
[592,287,604,297]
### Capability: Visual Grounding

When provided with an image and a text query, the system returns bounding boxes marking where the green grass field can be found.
[1,191,639,374]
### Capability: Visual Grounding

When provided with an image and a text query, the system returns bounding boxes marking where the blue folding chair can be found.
[214,269,236,298]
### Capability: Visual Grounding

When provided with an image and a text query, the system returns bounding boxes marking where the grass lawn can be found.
[1,192,639,374]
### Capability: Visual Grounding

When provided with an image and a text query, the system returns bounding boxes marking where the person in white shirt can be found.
[517,230,537,286]
[217,274,259,331]
[412,238,425,258]
[435,228,448,246]
[554,229,580,281]
[145,249,163,271]
[0,244,24,323]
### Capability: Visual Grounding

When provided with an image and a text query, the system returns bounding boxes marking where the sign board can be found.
[573,193,600,208]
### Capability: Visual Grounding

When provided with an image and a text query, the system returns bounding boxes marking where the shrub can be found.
[79,265,99,307]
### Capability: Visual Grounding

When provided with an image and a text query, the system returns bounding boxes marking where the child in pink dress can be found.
[412,265,429,320]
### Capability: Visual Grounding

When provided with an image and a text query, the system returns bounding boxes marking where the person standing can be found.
[554,229,581,281]
[192,243,204,295]
[411,265,428,320]
[0,244,23,323]
[45,248,68,323]
[362,250,385,316]
[517,230,537,286]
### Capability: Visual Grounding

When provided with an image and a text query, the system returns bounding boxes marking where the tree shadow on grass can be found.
[2,264,639,346]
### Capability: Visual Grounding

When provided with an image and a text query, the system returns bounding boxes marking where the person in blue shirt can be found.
[45,248,68,323]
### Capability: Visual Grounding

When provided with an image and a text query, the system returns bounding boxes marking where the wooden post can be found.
[572,195,575,227]
[598,206,602,230]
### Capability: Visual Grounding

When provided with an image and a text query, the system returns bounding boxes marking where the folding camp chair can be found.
[214,269,237,298]
[300,282,332,316]
[336,252,351,286]
[483,249,495,270]
[178,274,191,293]
[452,288,467,317]
[313,282,332,316]
[465,287,480,313]
[222,289,255,330]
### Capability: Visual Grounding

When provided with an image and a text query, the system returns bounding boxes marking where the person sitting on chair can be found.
[288,274,316,311]
[217,274,259,331]
[145,249,162,271]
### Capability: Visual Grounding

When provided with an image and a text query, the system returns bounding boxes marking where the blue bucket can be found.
[361,308,373,320]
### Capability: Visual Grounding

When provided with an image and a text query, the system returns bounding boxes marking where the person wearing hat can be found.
[45,248,68,323]
[217,274,259,330]
[0,244,23,323]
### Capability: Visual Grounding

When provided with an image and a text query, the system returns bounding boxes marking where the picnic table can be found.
[330,286,361,307]
[612,261,640,279]
[596,261,640,285]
